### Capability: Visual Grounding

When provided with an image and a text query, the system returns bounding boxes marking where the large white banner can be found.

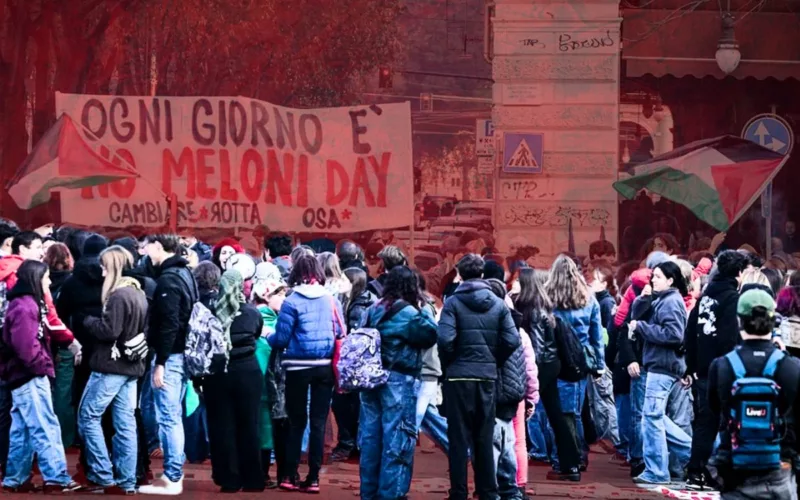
[55,93,413,232]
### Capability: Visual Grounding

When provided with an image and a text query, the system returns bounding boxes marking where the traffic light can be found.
[379,67,393,89]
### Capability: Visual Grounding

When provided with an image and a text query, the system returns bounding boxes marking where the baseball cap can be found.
[737,288,776,317]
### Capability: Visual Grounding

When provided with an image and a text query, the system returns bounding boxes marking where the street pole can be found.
[766,104,777,259]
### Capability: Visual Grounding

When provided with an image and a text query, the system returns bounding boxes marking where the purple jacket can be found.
[1,296,54,389]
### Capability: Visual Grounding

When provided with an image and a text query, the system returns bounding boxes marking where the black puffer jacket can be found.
[438,280,521,380]
[149,255,199,366]
[496,335,527,420]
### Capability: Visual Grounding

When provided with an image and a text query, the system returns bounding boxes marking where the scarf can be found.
[215,269,245,353]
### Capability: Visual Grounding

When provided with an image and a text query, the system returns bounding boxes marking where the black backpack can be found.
[554,316,589,382]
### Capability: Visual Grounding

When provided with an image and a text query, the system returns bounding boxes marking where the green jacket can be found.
[255,306,279,450]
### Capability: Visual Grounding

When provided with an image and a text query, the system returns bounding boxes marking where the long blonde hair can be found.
[546,254,590,310]
[100,246,134,303]
[317,252,343,280]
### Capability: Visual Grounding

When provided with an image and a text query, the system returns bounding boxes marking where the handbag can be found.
[330,297,347,393]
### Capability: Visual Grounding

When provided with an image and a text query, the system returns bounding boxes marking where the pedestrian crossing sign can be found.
[503,133,543,174]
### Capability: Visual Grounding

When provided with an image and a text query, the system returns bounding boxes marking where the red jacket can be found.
[0,256,75,346]
[614,268,653,327]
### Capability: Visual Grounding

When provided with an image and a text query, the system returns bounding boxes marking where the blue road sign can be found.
[742,114,794,156]
[503,133,543,174]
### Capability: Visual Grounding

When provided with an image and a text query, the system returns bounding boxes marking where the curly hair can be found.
[546,254,590,310]
[382,266,422,308]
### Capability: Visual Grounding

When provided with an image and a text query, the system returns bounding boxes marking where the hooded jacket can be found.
[346,290,377,332]
[1,286,54,389]
[633,288,687,378]
[0,255,74,346]
[437,280,521,380]
[55,255,105,355]
[685,275,740,378]
[269,284,344,367]
[367,300,438,377]
[48,269,71,301]
[614,268,652,327]
[82,277,148,377]
[149,255,199,366]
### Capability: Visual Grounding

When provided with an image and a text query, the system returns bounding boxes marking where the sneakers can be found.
[546,467,581,482]
[299,478,320,494]
[632,475,670,485]
[138,475,183,496]
[629,461,645,478]
[78,480,110,494]
[685,469,720,491]
[42,480,83,494]
[279,477,300,491]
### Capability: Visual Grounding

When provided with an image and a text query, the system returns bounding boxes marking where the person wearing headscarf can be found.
[203,269,265,492]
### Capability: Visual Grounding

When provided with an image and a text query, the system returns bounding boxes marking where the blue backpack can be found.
[725,348,785,471]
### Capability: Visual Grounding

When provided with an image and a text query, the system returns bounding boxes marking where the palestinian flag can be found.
[613,136,788,231]
[7,113,138,209]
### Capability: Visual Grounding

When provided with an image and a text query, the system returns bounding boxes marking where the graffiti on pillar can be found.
[519,38,547,49]
[558,31,616,52]
[500,205,611,228]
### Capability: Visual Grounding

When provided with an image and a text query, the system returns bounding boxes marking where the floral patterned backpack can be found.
[335,300,408,392]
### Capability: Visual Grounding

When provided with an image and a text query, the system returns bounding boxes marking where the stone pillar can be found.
[491,0,622,265]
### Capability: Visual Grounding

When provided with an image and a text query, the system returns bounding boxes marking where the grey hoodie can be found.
[634,288,687,378]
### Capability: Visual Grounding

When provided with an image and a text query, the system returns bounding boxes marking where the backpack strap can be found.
[725,350,747,379]
[762,349,785,378]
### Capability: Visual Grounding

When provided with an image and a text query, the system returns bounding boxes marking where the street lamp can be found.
[715,13,741,75]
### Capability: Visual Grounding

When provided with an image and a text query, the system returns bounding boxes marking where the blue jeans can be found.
[640,372,692,483]
[527,401,551,461]
[78,373,138,490]
[629,372,647,464]
[615,393,631,459]
[549,378,589,471]
[140,364,159,453]
[152,355,187,482]
[493,418,519,499]
[415,380,449,453]
[359,371,419,500]
[3,377,72,487]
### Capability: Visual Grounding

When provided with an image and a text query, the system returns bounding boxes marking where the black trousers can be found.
[444,380,498,500]
[204,357,265,491]
[331,391,360,452]
[284,366,335,482]
[688,378,717,471]
[269,418,290,481]
[538,361,581,472]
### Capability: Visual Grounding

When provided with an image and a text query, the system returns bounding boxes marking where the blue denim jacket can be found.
[554,297,604,369]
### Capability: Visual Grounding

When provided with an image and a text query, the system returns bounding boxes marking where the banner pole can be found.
[169,193,178,234]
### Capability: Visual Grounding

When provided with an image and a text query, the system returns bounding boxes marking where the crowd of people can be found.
[0,217,799,499]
